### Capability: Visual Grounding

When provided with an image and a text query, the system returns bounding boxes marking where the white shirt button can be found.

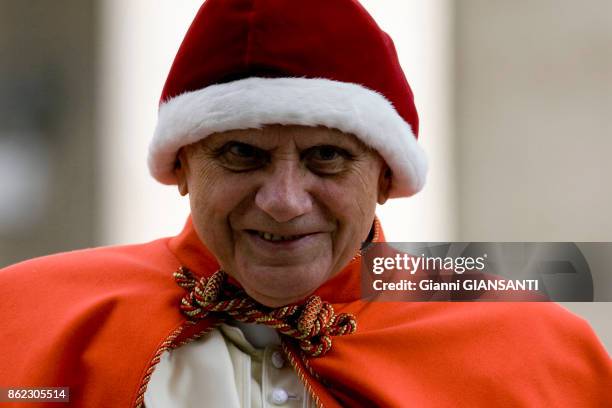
[271,350,285,369]
[271,388,288,405]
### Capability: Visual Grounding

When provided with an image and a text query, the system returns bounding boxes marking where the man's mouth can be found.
[247,230,309,242]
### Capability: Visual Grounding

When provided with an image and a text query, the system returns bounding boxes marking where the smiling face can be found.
[175,125,391,307]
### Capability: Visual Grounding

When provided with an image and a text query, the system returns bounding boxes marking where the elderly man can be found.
[1,0,610,407]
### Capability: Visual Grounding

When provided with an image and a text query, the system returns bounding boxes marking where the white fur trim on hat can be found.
[149,77,427,197]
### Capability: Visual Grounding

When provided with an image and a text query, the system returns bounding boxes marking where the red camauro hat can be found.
[149,0,428,198]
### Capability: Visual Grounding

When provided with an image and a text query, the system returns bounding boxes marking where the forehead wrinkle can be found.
[287,126,364,150]
[196,124,372,156]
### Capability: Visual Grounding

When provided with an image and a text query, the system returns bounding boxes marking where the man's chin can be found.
[233,263,331,306]
[246,290,312,308]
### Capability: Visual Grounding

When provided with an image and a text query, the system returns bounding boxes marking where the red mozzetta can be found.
[1,217,610,407]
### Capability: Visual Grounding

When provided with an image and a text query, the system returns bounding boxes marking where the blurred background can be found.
[0,0,610,350]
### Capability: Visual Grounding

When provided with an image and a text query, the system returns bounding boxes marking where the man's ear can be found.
[174,149,189,196]
[377,164,392,205]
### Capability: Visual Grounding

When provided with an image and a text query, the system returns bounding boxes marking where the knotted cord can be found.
[174,266,357,357]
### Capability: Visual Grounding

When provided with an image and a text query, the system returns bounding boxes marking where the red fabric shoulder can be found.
[0,239,187,407]
[309,301,611,407]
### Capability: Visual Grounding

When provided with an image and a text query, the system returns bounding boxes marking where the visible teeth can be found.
[257,231,300,242]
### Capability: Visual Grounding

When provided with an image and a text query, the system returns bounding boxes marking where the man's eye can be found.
[227,142,258,158]
[304,145,352,174]
[217,142,267,170]
[307,145,351,161]
[311,146,341,161]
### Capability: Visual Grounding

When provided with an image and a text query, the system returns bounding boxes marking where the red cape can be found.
[1,217,610,407]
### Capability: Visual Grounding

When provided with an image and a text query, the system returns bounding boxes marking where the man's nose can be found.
[254,161,313,223]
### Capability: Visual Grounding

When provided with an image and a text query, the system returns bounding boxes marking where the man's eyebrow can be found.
[211,132,269,145]
[298,137,369,152]
[203,130,370,153]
